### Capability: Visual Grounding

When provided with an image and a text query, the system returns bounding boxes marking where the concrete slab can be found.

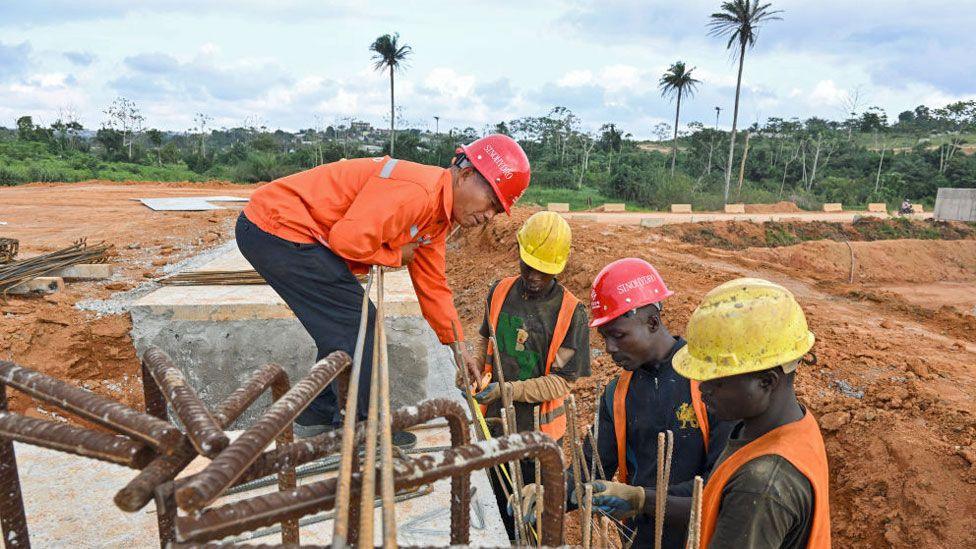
[867,203,887,213]
[51,263,114,280]
[723,204,745,214]
[670,204,692,213]
[9,423,507,547]
[822,203,843,212]
[601,203,625,212]
[639,217,667,228]
[7,276,63,295]
[138,198,224,211]
[130,245,457,425]
[546,202,570,212]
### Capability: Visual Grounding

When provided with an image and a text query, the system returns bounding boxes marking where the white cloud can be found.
[597,65,643,93]
[557,69,593,87]
[808,80,846,107]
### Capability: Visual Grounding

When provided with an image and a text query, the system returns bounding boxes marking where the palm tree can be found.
[369,33,412,156]
[708,0,782,202]
[659,61,701,177]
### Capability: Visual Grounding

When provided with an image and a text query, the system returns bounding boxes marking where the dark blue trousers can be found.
[235,212,374,426]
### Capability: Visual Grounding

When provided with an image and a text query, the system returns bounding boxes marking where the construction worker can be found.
[459,211,590,542]
[513,258,732,548]
[672,278,830,548]
[237,134,530,437]
[581,278,830,548]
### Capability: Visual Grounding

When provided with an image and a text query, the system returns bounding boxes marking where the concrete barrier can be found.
[822,203,843,212]
[723,204,745,214]
[911,204,924,213]
[640,217,667,228]
[867,203,887,213]
[670,204,693,213]
[602,203,626,212]
[546,202,570,212]
[935,188,976,221]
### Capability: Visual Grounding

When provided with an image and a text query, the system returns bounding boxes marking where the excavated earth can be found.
[1,182,975,547]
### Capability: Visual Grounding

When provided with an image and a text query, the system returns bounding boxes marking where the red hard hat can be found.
[459,134,530,214]
[589,258,674,327]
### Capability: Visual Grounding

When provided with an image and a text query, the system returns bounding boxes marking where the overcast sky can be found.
[1,0,974,139]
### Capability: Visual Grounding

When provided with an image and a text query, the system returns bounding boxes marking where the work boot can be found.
[292,422,332,439]
[392,430,417,449]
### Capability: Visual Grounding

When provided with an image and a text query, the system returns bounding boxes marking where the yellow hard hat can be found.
[516,211,572,274]
[673,278,815,382]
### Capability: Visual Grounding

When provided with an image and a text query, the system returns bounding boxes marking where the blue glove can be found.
[506,484,541,525]
[590,481,645,520]
[473,382,501,405]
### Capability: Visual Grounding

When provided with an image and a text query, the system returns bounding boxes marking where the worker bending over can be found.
[460,211,590,541]
[513,258,731,547]
[587,278,831,548]
[238,134,530,437]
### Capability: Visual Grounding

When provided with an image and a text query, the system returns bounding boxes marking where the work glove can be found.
[590,480,645,520]
[506,483,542,525]
[473,382,513,405]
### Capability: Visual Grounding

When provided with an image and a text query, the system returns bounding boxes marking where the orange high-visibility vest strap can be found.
[612,367,710,484]
[484,276,579,440]
[612,370,634,483]
[699,410,831,549]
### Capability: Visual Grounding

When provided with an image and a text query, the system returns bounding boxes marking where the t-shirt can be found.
[707,423,814,549]
[479,278,590,433]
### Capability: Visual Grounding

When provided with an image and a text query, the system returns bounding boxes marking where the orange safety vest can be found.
[485,276,579,441]
[612,370,710,484]
[700,410,831,549]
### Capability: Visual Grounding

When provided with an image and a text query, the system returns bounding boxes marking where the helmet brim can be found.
[673,331,815,382]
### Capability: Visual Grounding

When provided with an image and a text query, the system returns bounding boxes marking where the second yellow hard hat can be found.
[516,211,572,274]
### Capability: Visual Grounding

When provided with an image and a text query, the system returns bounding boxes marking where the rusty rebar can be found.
[685,476,703,549]
[333,270,374,549]
[175,350,351,512]
[655,430,674,549]
[0,360,182,452]
[567,394,585,518]
[116,363,289,513]
[357,327,381,547]
[271,366,298,546]
[0,412,154,468]
[375,269,397,549]
[176,432,563,546]
[0,384,29,549]
[142,347,229,457]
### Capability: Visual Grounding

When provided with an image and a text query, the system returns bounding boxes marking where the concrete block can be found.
[867,203,887,213]
[723,203,745,214]
[8,277,63,295]
[546,202,570,212]
[602,203,626,212]
[670,203,693,213]
[640,217,667,228]
[51,263,114,280]
[934,188,976,221]
[911,204,924,213]
[822,203,843,212]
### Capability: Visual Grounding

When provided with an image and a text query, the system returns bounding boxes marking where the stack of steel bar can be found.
[159,270,265,286]
[0,239,112,293]
[0,344,569,547]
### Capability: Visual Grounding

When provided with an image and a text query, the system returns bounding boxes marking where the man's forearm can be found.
[640,489,694,528]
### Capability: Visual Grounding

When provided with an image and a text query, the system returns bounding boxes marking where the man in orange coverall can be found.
[236,134,531,438]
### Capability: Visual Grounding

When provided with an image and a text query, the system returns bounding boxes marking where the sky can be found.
[1,0,974,139]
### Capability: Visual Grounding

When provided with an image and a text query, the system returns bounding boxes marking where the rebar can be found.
[0,384,29,549]
[115,364,289,513]
[0,238,18,264]
[175,350,351,512]
[142,347,229,457]
[333,271,374,549]
[0,239,112,294]
[591,383,605,480]
[357,323,381,547]
[684,476,703,549]
[0,360,182,453]
[376,269,397,548]
[175,432,564,546]
[654,430,674,549]
[582,483,594,549]
[0,412,154,468]
[158,270,265,286]
[566,394,585,519]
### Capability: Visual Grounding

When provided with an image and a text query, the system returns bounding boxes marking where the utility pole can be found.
[433,116,440,135]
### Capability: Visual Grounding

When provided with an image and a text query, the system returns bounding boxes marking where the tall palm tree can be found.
[659,61,701,177]
[370,33,412,156]
[708,0,782,202]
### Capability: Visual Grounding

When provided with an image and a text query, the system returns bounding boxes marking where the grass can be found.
[520,185,651,211]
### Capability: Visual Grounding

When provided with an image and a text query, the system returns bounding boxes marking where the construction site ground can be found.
[2,181,975,548]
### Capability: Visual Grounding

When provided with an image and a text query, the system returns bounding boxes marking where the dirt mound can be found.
[745,239,976,284]
[745,201,802,213]
[663,218,976,250]
[21,179,253,189]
